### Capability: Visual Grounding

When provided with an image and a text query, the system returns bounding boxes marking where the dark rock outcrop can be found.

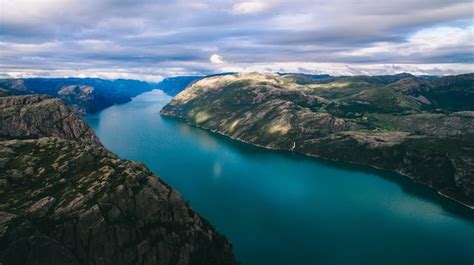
[0,95,237,265]
[0,95,99,145]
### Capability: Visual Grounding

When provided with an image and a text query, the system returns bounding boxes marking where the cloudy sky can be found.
[1,0,473,81]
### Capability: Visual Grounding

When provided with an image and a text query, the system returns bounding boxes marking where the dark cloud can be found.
[0,0,472,80]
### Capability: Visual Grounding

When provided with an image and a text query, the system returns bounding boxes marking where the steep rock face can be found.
[0,95,237,265]
[0,95,99,145]
[57,85,95,114]
[161,73,474,208]
[0,138,237,265]
[58,85,94,100]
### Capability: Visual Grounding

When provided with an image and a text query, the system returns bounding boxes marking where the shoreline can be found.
[160,111,474,211]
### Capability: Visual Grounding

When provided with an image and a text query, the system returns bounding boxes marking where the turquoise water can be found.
[86,90,474,265]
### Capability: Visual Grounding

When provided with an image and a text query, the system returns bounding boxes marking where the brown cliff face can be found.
[0,95,238,265]
[0,95,100,145]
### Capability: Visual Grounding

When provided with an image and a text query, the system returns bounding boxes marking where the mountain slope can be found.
[155,73,238,96]
[156,76,205,96]
[0,95,237,265]
[161,72,474,208]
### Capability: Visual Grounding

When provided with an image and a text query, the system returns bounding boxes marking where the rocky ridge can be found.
[0,95,100,145]
[0,95,237,265]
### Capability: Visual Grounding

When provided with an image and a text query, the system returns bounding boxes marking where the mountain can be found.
[156,76,205,96]
[161,72,474,208]
[0,74,239,114]
[0,95,237,265]
[0,95,100,144]
[155,73,237,96]
[0,78,158,114]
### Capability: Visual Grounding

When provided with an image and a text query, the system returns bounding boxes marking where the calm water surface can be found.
[86,90,474,265]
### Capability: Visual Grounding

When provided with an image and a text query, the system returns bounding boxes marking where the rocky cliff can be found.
[161,72,474,209]
[0,95,100,145]
[0,95,237,265]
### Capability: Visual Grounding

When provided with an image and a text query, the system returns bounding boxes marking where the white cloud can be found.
[210,54,225,64]
[270,13,316,30]
[0,67,169,83]
[215,62,474,76]
[231,1,268,14]
[0,0,73,24]
[408,26,474,51]
[340,25,474,59]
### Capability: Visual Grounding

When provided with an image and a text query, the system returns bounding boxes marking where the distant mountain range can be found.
[161,72,474,208]
[155,73,237,96]
[1,72,471,116]
[0,73,242,114]
[0,76,209,114]
[0,78,157,114]
[156,76,205,96]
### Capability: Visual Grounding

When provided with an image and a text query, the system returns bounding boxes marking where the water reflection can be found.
[213,161,222,179]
